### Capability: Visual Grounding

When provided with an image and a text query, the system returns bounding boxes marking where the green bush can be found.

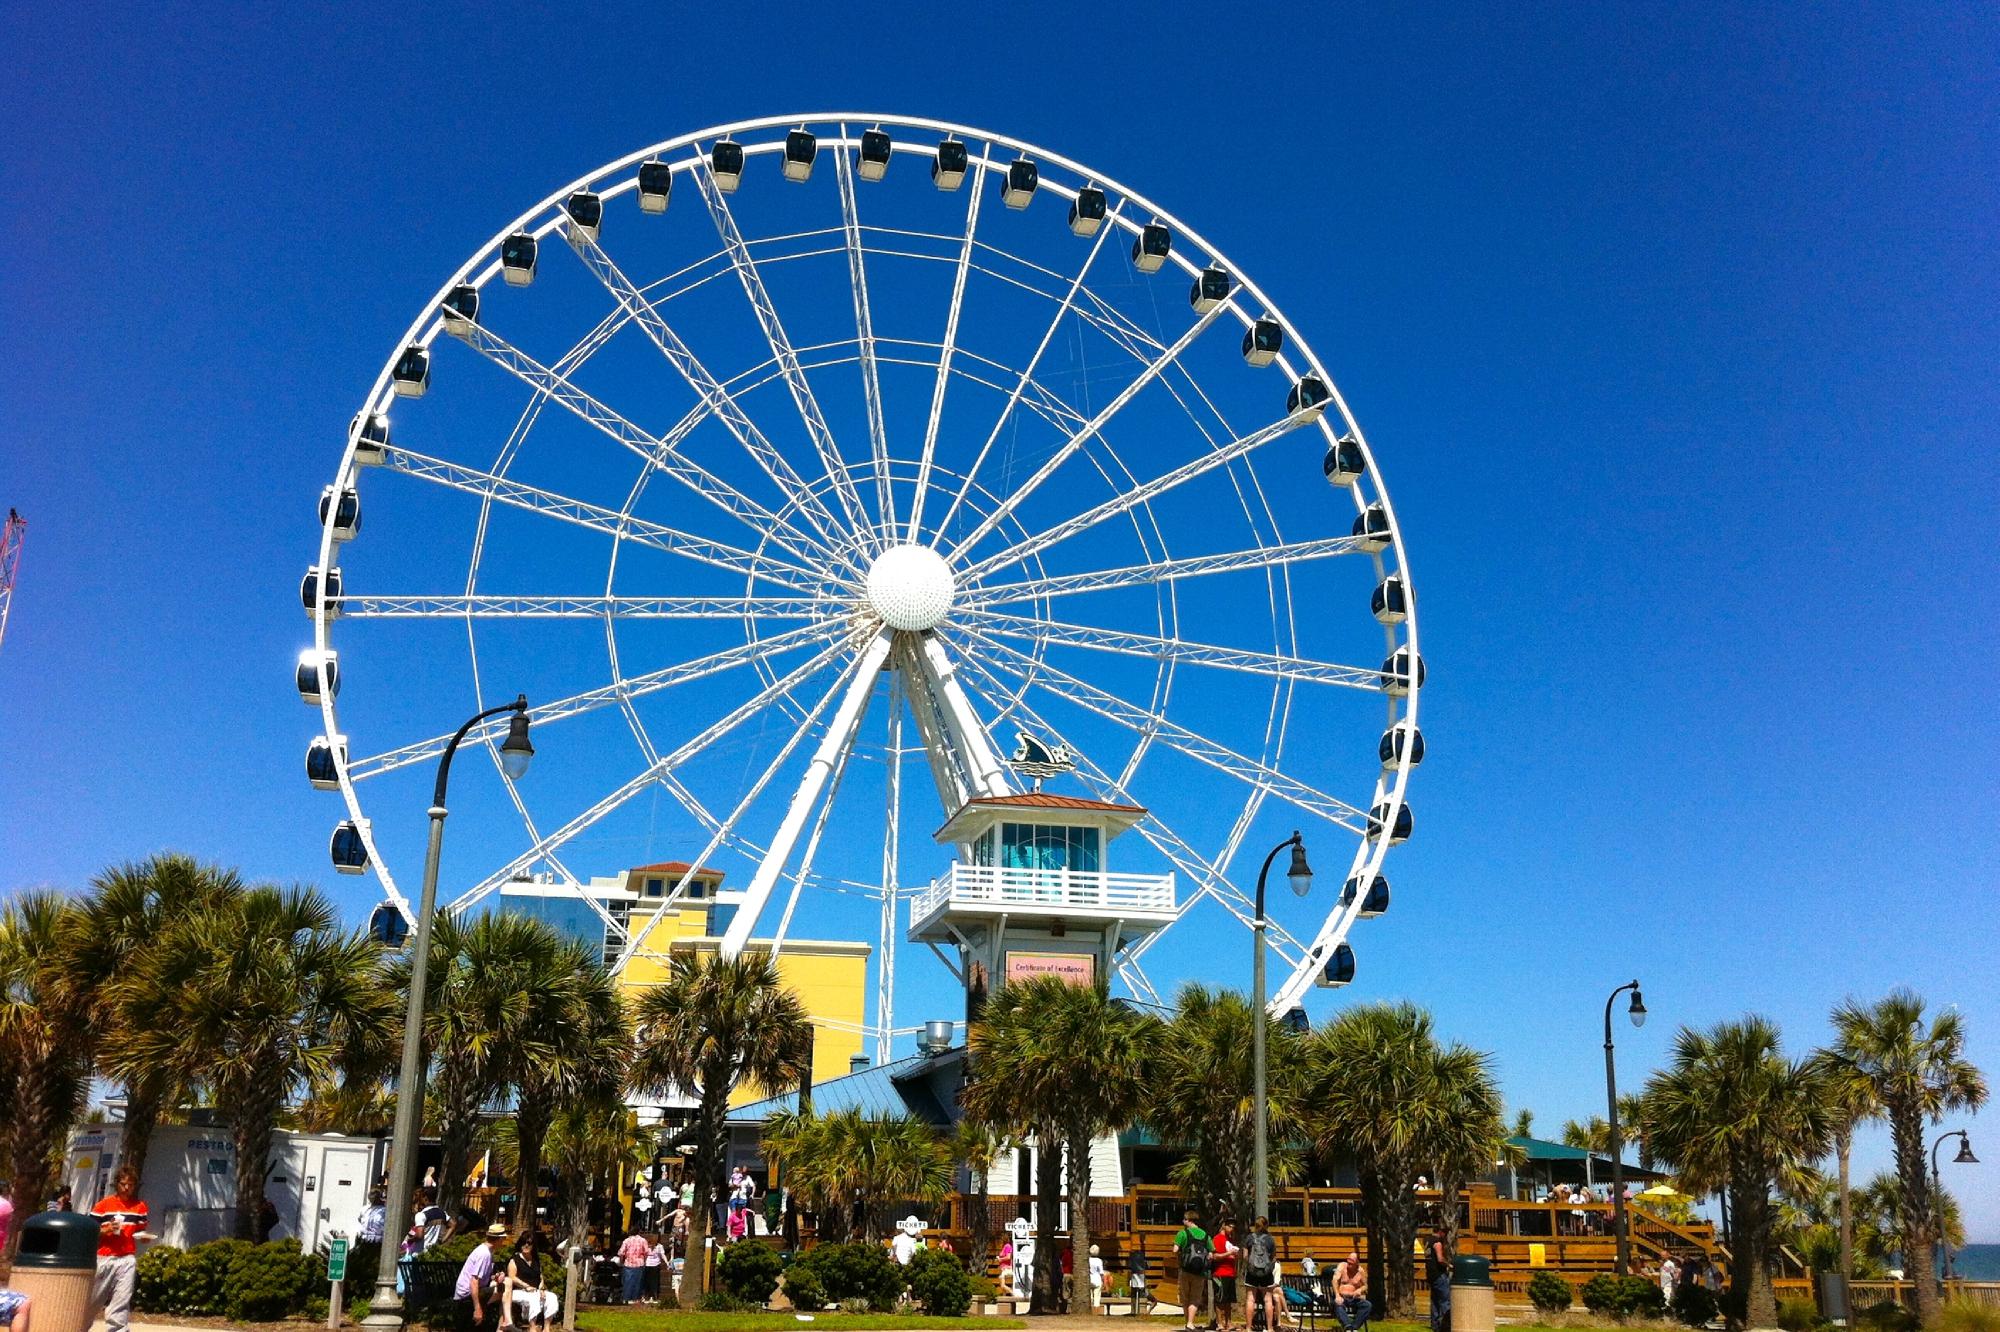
[1935,1301,2000,1332]
[1671,1282,1718,1326]
[1778,1296,1828,1332]
[1527,1271,1574,1313]
[907,1246,973,1318]
[1579,1274,1664,1319]
[134,1246,192,1314]
[697,1290,757,1312]
[131,1239,316,1319]
[782,1262,828,1311]
[788,1242,905,1311]
[1858,1300,1919,1332]
[224,1240,319,1320]
[716,1241,785,1304]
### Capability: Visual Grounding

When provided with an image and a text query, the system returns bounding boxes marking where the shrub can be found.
[1671,1282,1718,1327]
[1579,1274,1664,1319]
[131,1238,317,1320]
[1580,1275,1625,1316]
[175,1239,246,1315]
[716,1241,785,1304]
[135,1246,192,1314]
[697,1290,756,1313]
[1778,1297,1827,1332]
[840,1297,874,1315]
[907,1246,973,1317]
[782,1262,828,1311]
[967,1272,997,1304]
[224,1240,319,1320]
[1527,1271,1574,1313]
[789,1242,905,1311]
[1935,1301,2000,1332]
[1858,1301,1919,1332]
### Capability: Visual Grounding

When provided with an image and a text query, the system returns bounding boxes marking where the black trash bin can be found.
[12,1211,104,1332]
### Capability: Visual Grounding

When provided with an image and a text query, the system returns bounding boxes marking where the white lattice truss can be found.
[311,115,1421,1041]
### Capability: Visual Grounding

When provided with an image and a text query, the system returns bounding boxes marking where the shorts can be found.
[1178,1272,1208,1306]
[1215,1276,1238,1304]
[0,1291,28,1328]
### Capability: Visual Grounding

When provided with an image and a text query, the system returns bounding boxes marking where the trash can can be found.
[1449,1255,1494,1332]
[11,1211,104,1332]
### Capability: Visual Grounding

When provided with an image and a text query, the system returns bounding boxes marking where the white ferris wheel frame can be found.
[310,112,1421,1028]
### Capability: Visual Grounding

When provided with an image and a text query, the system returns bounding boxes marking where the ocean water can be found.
[1953,1244,2000,1281]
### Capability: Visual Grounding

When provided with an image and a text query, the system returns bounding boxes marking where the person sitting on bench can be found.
[1332,1247,1371,1332]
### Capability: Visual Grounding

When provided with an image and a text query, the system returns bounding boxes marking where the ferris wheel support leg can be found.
[720,631,894,959]
[911,633,1013,798]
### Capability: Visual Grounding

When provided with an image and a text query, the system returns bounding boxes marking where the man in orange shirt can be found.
[91,1166,151,1332]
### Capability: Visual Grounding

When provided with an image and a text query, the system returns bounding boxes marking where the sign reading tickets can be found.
[1005,951,1095,986]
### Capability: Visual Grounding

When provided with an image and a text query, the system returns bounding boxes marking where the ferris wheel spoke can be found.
[876,671,904,1060]
[961,411,1317,583]
[966,610,1388,691]
[692,151,876,541]
[382,446,821,590]
[961,533,1368,610]
[834,125,895,533]
[346,621,842,781]
[949,645,1305,960]
[904,147,989,543]
[955,623,1369,834]
[563,225,854,553]
[448,315,842,571]
[945,296,1235,562]
[446,634,856,914]
[720,631,895,957]
[339,594,829,619]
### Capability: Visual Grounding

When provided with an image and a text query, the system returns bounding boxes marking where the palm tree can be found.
[1828,990,1987,1326]
[1304,1002,1493,1318]
[1510,1108,1537,1139]
[1812,1047,1883,1294]
[390,912,575,1215]
[629,950,811,1304]
[1561,1116,1611,1154]
[545,1094,654,1328]
[1415,1043,1509,1252]
[75,854,244,1190]
[1139,984,1301,1228]
[123,884,396,1238]
[953,1120,1008,1276]
[765,1109,955,1242]
[0,892,97,1231]
[510,938,627,1228]
[1640,1017,1836,1331]
[962,976,1157,1313]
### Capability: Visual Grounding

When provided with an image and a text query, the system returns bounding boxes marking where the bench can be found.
[399,1258,461,1312]
[1279,1274,1348,1332]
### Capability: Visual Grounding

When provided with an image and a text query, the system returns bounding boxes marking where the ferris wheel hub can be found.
[864,543,956,631]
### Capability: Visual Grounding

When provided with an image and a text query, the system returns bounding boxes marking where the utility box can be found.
[11,1211,103,1332]
[1450,1255,1495,1332]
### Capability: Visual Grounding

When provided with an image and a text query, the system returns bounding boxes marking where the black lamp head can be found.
[1628,984,1647,1028]
[500,695,534,780]
[1287,834,1313,897]
[1953,1135,1978,1165]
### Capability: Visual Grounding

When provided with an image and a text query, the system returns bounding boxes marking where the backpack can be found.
[1245,1232,1277,1286]
[1178,1233,1210,1274]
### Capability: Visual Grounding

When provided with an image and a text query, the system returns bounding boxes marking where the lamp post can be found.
[1929,1130,1977,1283]
[363,695,534,1332]
[1252,830,1311,1222]
[1602,979,1646,1276]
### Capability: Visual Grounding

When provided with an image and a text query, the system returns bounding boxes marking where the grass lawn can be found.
[576,1313,1027,1332]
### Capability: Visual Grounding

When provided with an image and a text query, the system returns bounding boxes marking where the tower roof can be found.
[934,792,1148,843]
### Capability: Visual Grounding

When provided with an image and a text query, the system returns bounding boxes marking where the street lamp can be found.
[1930,1130,1977,1282]
[1603,979,1645,1276]
[1253,830,1311,1222]
[363,694,533,1332]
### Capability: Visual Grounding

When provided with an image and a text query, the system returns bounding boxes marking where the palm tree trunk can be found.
[1835,1124,1855,1292]
[966,1165,990,1279]
[119,1072,169,1192]
[8,1060,77,1252]
[1888,1105,1939,1326]
[1380,1161,1420,1319]
[1360,1165,1386,1312]
[439,1106,479,1221]
[682,1085,727,1306]
[230,1072,286,1240]
[515,1097,552,1231]
[1735,1177,1778,1332]
[1031,1129,1062,1315]
[1438,1170,1464,1253]
[1065,1122,1094,1317]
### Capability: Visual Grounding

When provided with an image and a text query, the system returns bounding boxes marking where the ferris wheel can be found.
[302,113,1423,1037]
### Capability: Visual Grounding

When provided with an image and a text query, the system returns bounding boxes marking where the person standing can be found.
[1332,1247,1371,1332]
[1242,1218,1281,1332]
[644,1232,665,1301]
[357,1188,388,1245]
[90,1165,151,1332]
[1172,1209,1210,1332]
[615,1226,649,1305]
[451,1223,506,1332]
[409,1186,454,1254]
[0,1180,15,1260]
[1211,1223,1240,1332]
[1425,1228,1452,1332]
[1088,1244,1106,1311]
[1658,1255,1679,1306]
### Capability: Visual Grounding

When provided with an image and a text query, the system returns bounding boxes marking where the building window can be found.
[999,823,1100,872]
[687,878,708,899]
[645,878,664,897]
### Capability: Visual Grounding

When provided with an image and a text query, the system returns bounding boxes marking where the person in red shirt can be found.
[1209,1222,1241,1332]
[91,1166,151,1332]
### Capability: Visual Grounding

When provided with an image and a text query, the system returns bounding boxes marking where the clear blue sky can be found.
[5,3,1997,1235]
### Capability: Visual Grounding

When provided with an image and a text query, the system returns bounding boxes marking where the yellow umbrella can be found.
[1637,1183,1686,1201]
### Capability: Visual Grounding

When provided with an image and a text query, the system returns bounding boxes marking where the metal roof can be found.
[728,1052,939,1124]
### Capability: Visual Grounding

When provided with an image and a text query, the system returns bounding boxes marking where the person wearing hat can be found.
[891,1217,926,1266]
[453,1223,510,1332]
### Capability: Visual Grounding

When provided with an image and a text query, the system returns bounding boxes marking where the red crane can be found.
[0,509,25,655]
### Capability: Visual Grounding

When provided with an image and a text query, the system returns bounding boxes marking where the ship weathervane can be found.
[1007,731,1076,790]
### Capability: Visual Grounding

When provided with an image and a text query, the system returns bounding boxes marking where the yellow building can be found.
[500,861,870,1099]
